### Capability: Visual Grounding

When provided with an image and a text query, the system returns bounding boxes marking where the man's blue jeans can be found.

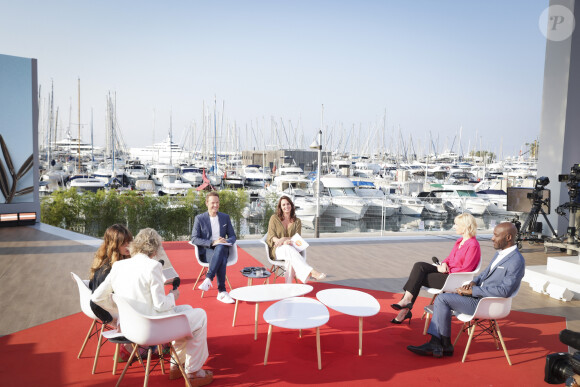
[204,244,229,292]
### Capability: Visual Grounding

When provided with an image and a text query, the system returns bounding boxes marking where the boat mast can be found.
[77,78,81,174]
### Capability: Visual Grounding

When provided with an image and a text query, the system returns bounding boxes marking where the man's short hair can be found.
[206,191,219,201]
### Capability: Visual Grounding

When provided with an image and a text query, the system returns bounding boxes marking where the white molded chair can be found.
[453,296,515,365]
[422,259,482,334]
[259,233,306,283]
[189,241,238,296]
[112,294,193,387]
[71,272,117,374]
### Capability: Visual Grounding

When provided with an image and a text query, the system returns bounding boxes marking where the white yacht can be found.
[148,164,179,186]
[158,175,192,196]
[69,178,106,193]
[320,175,369,220]
[129,135,190,164]
[390,195,425,216]
[179,165,204,186]
[416,192,450,218]
[431,185,492,215]
[222,167,245,188]
[243,165,272,187]
[123,162,149,186]
[353,182,400,217]
[93,161,124,185]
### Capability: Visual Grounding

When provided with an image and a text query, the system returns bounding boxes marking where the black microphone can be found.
[432,256,440,265]
[560,329,580,350]
[172,277,181,290]
[158,259,165,266]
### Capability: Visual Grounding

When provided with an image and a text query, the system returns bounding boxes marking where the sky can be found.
[0,0,550,160]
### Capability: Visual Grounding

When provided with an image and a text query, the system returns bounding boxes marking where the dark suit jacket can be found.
[471,247,525,299]
[191,212,236,261]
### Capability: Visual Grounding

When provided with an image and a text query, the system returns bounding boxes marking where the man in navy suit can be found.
[407,222,524,357]
[192,191,237,304]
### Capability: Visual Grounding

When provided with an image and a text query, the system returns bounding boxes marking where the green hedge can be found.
[40,188,249,241]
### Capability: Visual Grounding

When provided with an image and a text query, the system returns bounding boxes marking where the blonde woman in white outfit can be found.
[92,228,213,386]
[267,196,326,283]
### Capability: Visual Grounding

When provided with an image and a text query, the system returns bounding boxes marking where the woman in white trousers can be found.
[267,196,326,283]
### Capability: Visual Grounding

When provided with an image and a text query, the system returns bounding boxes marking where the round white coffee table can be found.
[263,297,329,370]
[316,288,380,356]
[229,283,313,340]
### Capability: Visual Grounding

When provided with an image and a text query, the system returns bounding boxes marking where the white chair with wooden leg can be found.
[453,296,515,365]
[71,272,117,374]
[422,260,482,335]
[259,233,306,283]
[112,294,194,387]
[189,241,238,296]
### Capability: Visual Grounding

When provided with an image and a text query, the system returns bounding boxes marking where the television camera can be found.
[513,176,558,247]
[545,329,580,384]
[556,164,580,245]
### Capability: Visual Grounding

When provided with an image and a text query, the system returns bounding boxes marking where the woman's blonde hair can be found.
[454,213,477,237]
[130,228,163,257]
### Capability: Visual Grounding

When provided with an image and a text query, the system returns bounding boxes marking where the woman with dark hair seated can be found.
[88,224,133,323]
[390,213,481,324]
[267,195,326,283]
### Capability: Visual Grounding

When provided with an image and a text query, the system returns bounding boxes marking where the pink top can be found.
[442,237,481,273]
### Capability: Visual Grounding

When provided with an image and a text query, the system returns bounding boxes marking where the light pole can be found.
[310,130,322,238]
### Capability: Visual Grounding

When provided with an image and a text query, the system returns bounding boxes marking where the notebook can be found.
[291,233,309,252]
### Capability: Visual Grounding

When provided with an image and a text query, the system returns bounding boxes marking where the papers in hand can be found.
[216,242,232,246]
[291,233,309,252]
[162,267,179,285]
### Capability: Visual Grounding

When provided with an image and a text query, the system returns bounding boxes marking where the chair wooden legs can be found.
[494,321,512,365]
[92,323,106,374]
[169,344,192,387]
[193,267,206,291]
[78,319,97,358]
[421,295,437,335]
[457,319,512,365]
[116,344,139,387]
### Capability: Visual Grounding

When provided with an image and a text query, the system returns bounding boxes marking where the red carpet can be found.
[0,241,568,386]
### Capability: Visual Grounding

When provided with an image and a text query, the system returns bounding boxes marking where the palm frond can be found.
[16,155,33,179]
[0,157,9,199]
[15,187,34,196]
[0,135,15,176]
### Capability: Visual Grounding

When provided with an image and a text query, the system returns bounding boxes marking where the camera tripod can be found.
[517,195,558,247]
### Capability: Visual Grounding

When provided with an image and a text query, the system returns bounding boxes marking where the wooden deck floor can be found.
[1,225,578,337]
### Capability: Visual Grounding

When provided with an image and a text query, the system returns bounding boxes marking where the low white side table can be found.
[229,283,313,340]
[316,288,380,356]
[263,297,329,370]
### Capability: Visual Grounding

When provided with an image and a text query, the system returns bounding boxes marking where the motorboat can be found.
[123,162,149,186]
[148,164,179,186]
[390,195,425,216]
[243,165,272,187]
[223,168,245,188]
[416,192,450,218]
[320,175,369,220]
[179,165,204,186]
[69,178,106,193]
[353,181,400,217]
[430,185,492,215]
[158,175,192,196]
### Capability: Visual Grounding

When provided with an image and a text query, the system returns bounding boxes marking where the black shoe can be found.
[408,336,443,357]
[440,335,454,357]
[390,302,414,311]
[390,310,412,325]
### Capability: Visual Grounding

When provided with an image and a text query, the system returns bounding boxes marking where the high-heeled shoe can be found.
[390,310,412,325]
[390,302,413,311]
[310,271,327,281]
